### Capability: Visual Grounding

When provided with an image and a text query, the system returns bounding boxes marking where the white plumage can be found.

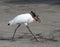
[9,13,34,26]
[8,11,41,41]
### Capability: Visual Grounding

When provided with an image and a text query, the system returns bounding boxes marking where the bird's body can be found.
[9,13,34,25]
[8,11,41,41]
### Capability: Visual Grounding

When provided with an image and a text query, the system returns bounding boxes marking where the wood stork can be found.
[8,11,41,41]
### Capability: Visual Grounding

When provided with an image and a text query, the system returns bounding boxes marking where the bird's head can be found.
[34,15,41,23]
[31,11,41,23]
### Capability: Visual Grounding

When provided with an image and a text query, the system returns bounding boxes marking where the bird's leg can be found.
[26,25,38,41]
[12,24,21,40]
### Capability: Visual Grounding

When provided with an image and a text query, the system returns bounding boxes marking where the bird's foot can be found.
[10,38,16,42]
[31,38,45,42]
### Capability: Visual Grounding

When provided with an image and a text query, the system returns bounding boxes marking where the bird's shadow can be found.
[0,33,59,42]
[0,37,12,41]
[0,36,25,42]
[0,33,33,42]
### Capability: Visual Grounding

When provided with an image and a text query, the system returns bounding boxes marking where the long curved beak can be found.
[34,16,41,23]
[37,17,41,23]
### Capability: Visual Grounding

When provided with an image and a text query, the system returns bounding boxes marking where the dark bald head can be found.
[30,11,41,23]
[30,11,36,17]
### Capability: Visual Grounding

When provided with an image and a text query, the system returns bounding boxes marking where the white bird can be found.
[8,11,41,41]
